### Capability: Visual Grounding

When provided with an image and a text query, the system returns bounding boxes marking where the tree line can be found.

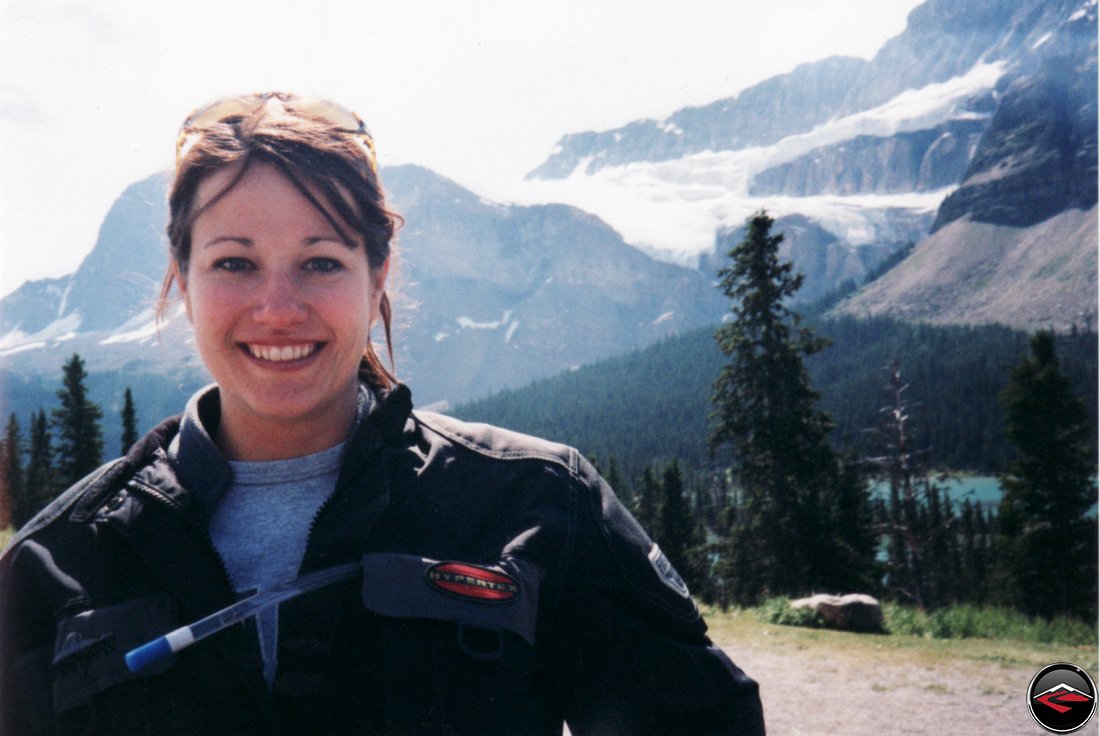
[456,320,1096,477]
[0,355,138,530]
[498,213,1097,622]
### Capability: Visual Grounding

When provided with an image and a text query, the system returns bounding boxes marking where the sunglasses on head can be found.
[175,92,378,174]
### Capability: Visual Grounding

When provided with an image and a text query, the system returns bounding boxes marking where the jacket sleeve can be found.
[0,536,60,735]
[543,458,765,736]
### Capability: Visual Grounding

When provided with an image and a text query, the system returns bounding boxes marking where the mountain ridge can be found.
[0,164,728,420]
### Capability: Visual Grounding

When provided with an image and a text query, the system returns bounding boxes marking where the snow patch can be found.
[478,197,508,212]
[652,311,675,325]
[56,281,74,320]
[1067,0,1095,21]
[456,310,512,330]
[504,320,519,343]
[100,310,160,345]
[1031,31,1053,49]
[433,331,450,342]
[100,319,159,345]
[0,311,83,353]
[0,341,47,357]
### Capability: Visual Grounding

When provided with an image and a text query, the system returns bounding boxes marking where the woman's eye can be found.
[213,257,253,273]
[305,257,344,273]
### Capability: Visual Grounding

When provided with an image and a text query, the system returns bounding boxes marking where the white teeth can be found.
[247,344,317,362]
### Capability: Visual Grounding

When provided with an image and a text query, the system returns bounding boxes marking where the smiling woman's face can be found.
[180,162,387,460]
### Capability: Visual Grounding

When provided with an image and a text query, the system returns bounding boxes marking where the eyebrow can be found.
[304,236,358,249]
[200,236,253,249]
[199,236,357,249]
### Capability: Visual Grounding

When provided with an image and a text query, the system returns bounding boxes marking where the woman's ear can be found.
[175,262,193,323]
[369,258,390,323]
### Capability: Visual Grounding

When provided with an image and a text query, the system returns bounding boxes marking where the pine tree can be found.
[656,460,704,593]
[827,456,882,595]
[120,387,139,455]
[20,410,55,526]
[996,331,1097,619]
[634,465,660,536]
[0,414,22,530]
[52,354,104,489]
[710,211,874,602]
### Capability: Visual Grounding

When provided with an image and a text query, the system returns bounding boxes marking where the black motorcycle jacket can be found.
[0,383,765,735]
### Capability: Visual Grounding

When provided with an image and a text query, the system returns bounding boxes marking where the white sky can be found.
[0,0,922,298]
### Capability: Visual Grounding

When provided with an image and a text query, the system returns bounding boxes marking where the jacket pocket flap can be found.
[52,595,178,713]
[361,553,540,644]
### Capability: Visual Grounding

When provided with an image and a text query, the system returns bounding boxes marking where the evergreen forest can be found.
[454,317,1097,479]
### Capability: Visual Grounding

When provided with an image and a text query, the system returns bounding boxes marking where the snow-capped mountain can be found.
[2,0,1095,443]
[513,0,1097,330]
[0,165,727,437]
[528,0,1089,179]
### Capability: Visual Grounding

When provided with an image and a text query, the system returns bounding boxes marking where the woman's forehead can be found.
[192,161,361,245]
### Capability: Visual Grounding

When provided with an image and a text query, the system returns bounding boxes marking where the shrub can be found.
[882,602,1095,645]
[757,597,823,628]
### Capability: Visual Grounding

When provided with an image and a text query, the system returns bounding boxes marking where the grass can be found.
[702,597,1098,678]
[881,601,1096,645]
[749,598,1092,647]
[701,604,1099,676]
[749,596,1096,646]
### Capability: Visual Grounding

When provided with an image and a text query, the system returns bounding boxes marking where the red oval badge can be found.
[425,561,520,603]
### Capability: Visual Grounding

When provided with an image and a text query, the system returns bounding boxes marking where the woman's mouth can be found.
[245,343,320,362]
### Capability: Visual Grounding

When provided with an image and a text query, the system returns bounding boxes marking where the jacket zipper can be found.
[301,440,386,571]
[126,477,237,597]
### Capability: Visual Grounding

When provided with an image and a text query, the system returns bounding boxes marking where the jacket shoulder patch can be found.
[647,544,690,599]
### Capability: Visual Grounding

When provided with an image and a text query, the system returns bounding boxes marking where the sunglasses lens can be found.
[176,93,376,173]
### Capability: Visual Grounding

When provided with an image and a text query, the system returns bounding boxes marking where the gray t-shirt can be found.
[167,384,375,689]
[208,444,344,688]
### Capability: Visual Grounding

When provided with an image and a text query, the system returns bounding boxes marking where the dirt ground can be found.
[708,621,1096,736]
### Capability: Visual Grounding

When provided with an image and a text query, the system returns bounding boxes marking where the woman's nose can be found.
[252,272,308,325]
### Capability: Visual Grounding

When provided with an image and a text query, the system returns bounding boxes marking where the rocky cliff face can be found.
[698,213,929,306]
[931,53,1098,231]
[836,0,1029,115]
[526,56,869,180]
[383,165,727,401]
[749,117,988,197]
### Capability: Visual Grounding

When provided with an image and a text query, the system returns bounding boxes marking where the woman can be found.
[0,92,764,735]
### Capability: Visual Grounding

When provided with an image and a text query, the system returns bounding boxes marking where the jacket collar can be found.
[167,385,231,518]
[163,382,413,518]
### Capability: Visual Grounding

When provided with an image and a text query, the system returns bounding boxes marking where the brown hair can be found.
[158,97,402,391]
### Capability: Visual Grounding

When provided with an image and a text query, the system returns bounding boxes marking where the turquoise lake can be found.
[871,476,1098,515]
